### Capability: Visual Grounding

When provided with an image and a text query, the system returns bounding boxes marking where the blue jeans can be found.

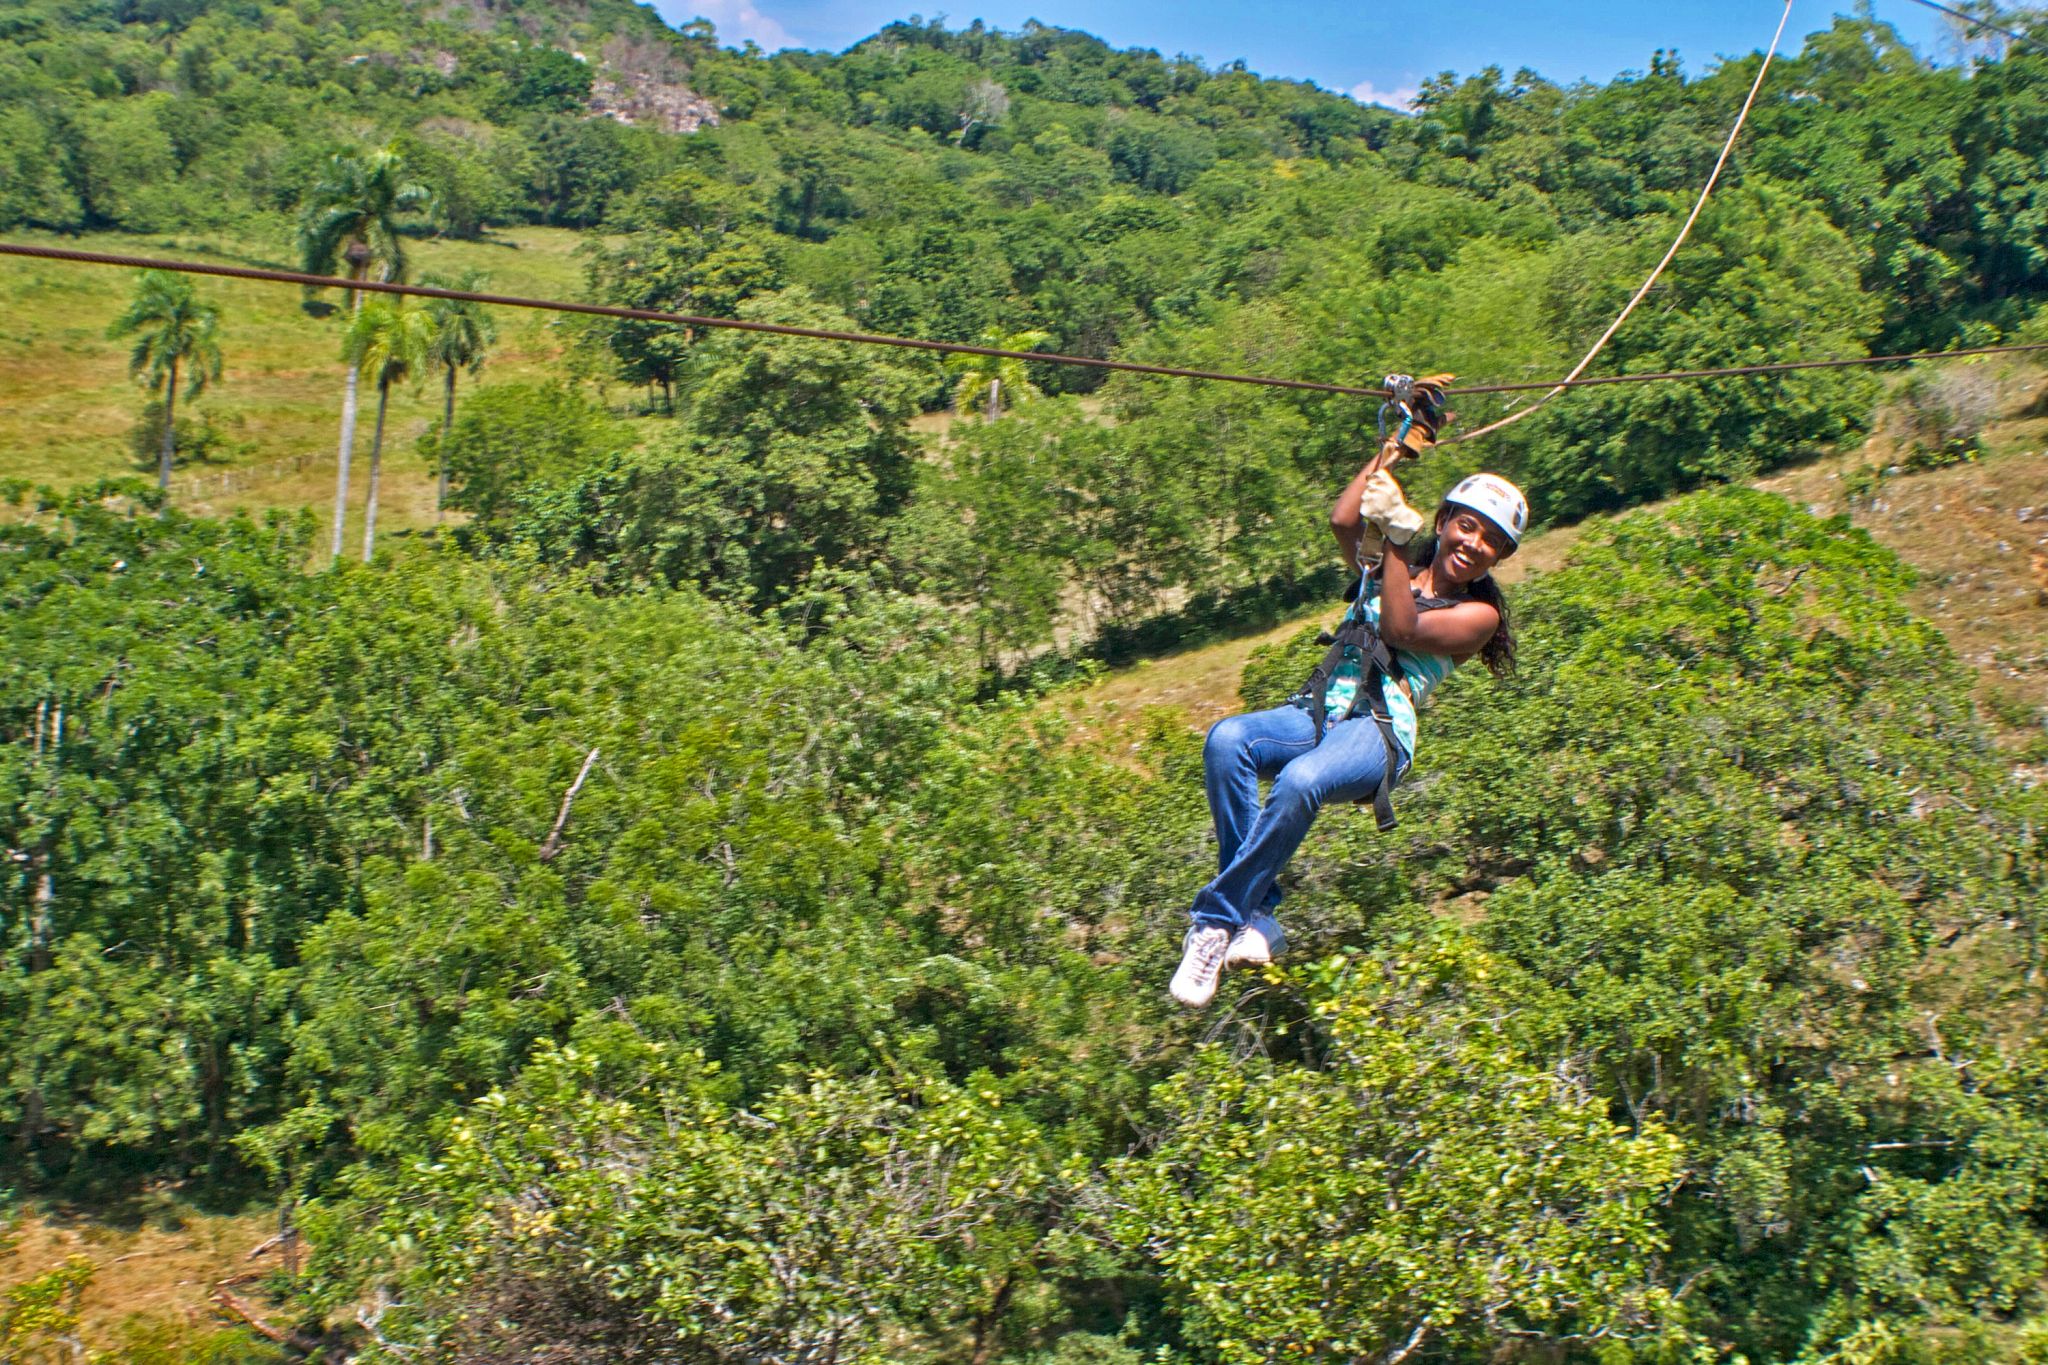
[1191,704,1403,951]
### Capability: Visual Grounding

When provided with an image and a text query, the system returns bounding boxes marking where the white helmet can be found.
[1442,473,1528,554]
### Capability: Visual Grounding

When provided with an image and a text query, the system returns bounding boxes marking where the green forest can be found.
[4,0,2048,1361]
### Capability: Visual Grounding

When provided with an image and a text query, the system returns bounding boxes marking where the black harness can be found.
[1292,575,1462,833]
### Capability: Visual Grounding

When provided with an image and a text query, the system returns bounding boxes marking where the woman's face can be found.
[1432,506,1510,586]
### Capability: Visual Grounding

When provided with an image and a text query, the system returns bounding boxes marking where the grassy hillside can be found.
[1757,392,2048,756]
[0,226,590,533]
[0,1206,278,1357]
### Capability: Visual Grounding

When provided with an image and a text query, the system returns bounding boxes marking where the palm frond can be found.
[107,270,221,397]
[297,145,437,283]
[420,271,499,374]
[344,300,436,388]
[297,205,364,276]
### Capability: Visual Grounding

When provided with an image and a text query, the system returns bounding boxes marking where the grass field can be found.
[0,1203,280,1353]
[0,225,594,541]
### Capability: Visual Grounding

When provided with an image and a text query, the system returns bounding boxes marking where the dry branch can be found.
[538,747,600,862]
[212,1290,323,1355]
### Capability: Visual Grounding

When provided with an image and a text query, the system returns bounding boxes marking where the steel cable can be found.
[1902,0,2048,58]
[0,241,1397,398]
[1447,0,1797,444]
[6,238,2048,403]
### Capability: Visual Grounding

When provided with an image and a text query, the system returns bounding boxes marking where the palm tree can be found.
[945,329,1052,423]
[107,271,223,490]
[297,144,433,561]
[419,272,498,519]
[342,300,434,562]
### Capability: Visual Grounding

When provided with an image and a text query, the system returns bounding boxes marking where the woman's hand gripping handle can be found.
[1331,373,1450,574]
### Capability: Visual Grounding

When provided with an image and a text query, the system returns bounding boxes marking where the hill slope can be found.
[0,226,592,533]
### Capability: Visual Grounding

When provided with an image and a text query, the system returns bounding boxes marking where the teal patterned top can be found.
[1319,571,1460,766]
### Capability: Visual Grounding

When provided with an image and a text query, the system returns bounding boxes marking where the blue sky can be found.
[651,2,1959,106]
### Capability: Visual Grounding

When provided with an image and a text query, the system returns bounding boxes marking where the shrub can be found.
[1881,365,2002,468]
[1238,622,1324,710]
[434,381,621,528]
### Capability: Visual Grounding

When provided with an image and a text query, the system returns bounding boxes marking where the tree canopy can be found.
[7,3,2048,1362]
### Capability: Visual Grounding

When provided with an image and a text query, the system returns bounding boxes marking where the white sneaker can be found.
[1225,925,1273,968]
[1170,926,1231,1009]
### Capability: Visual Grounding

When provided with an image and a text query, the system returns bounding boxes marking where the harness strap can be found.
[1358,634,1403,832]
[1299,616,1368,744]
[1292,582,1464,833]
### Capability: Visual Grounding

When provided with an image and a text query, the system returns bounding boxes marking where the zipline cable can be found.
[5,238,2048,400]
[9,5,2048,420]
[1447,0,1797,445]
[0,241,1398,400]
[1450,339,2048,391]
[1901,0,2048,58]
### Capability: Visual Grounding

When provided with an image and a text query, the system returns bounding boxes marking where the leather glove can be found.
[1382,373,1455,461]
[1358,468,1426,547]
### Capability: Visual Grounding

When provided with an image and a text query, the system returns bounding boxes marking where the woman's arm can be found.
[1330,442,1406,573]
[1380,547,1501,658]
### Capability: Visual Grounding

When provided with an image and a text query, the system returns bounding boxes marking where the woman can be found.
[1168,452,1527,1008]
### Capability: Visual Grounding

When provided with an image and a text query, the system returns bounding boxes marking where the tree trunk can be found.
[986,377,1000,424]
[362,376,390,563]
[437,362,456,519]
[28,700,60,975]
[968,1270,1016,1365]
[29,848,55,974]
[159,356,179,490]
[202,1032,227,1178]
[330,271,366,562]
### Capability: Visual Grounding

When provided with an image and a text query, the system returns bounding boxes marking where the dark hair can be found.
[1407,533,1517,678]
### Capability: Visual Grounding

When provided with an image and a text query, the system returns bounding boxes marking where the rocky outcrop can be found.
[587,33,719,134]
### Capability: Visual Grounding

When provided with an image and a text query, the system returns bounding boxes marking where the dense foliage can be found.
[7,2,2048,1361]
[4,477,2042,1362]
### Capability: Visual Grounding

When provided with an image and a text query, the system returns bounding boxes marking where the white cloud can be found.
[1347,79,1420,111]
[661,0,795,51]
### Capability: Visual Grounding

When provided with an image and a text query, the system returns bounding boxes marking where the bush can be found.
[1881,365,2002,467]
[1024,1332,1145,1365]
[128,400,235,471]
[1109,935,1686,1362]
[434,381,621,528]
[330,1046,1064,1365]
[1239,623,1324,710]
